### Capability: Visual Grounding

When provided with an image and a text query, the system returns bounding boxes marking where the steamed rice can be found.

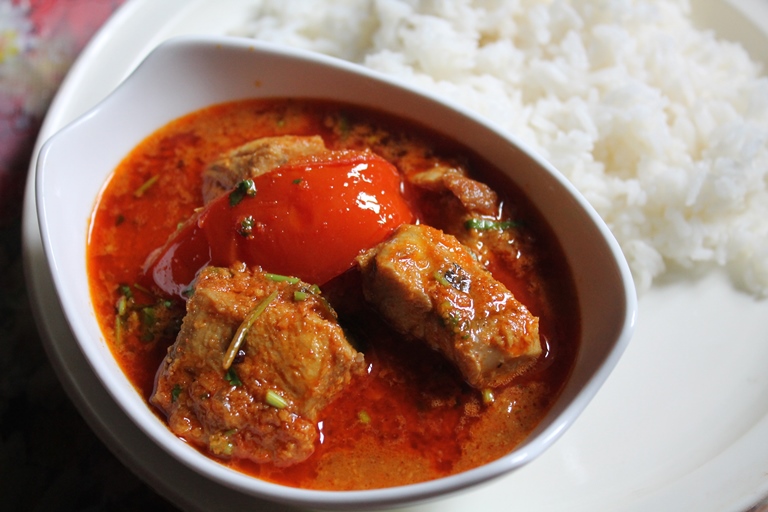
[234,0,768,297]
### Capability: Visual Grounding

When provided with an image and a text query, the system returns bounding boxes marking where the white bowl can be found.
[35,36,636,510]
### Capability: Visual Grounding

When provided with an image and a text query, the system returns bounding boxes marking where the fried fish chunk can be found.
[202,135,327,203]
[356,224,541,389]
[151,263,364,467]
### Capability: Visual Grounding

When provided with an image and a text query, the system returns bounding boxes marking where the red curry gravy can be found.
[87,99,579,490]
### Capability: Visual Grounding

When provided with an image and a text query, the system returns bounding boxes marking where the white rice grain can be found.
[234,0,768,296]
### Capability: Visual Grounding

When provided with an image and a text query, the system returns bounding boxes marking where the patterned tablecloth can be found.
[0,1,766,511]
[0,1,176,509]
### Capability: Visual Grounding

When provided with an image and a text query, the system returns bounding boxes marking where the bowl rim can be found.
[35,34,637,510]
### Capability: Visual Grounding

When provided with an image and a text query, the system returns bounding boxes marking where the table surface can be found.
[0,1,766,511]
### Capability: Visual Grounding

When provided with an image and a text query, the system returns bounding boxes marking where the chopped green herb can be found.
[464,218,517,231]
[446,310,460,329]
[265,389,288,409]
[134,175,159,198]
[433,270,450,286]
[141,306,157,326]
[116,295,128,316]
[437,300,466,334]
[114,285,182,346]
[358,410,371,424]
[115,214,125,226]
[209,431,234,456]
[238,215,255,237]
[132,282,150,295]
[171,384,182,402]
[229,179,257,206]
[223,290,279,370]
[119,284,133,299]
[293,283,323,302]
[292,178,303,185]
[225,367,242,386]
[265,273,300,284]
[114,316,123,345]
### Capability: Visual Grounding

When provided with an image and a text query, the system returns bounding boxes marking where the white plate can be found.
[21,0,768,511]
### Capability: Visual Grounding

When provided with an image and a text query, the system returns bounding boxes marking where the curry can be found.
[87,99,579,490]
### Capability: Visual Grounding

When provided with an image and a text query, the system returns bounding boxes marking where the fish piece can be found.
[356,223,541,389]
[409,164,543,306]
[151,263,364,467]
[202,135,327,203]
[409,164,499,217]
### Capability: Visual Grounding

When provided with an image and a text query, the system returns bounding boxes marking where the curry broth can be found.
[87,99,579,489]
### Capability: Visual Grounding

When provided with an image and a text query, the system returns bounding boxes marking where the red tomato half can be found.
[141,216,210,298]
[142,150,413,298]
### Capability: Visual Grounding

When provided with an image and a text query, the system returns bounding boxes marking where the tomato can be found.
[141,213,210,298]
[142,150,413,297]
